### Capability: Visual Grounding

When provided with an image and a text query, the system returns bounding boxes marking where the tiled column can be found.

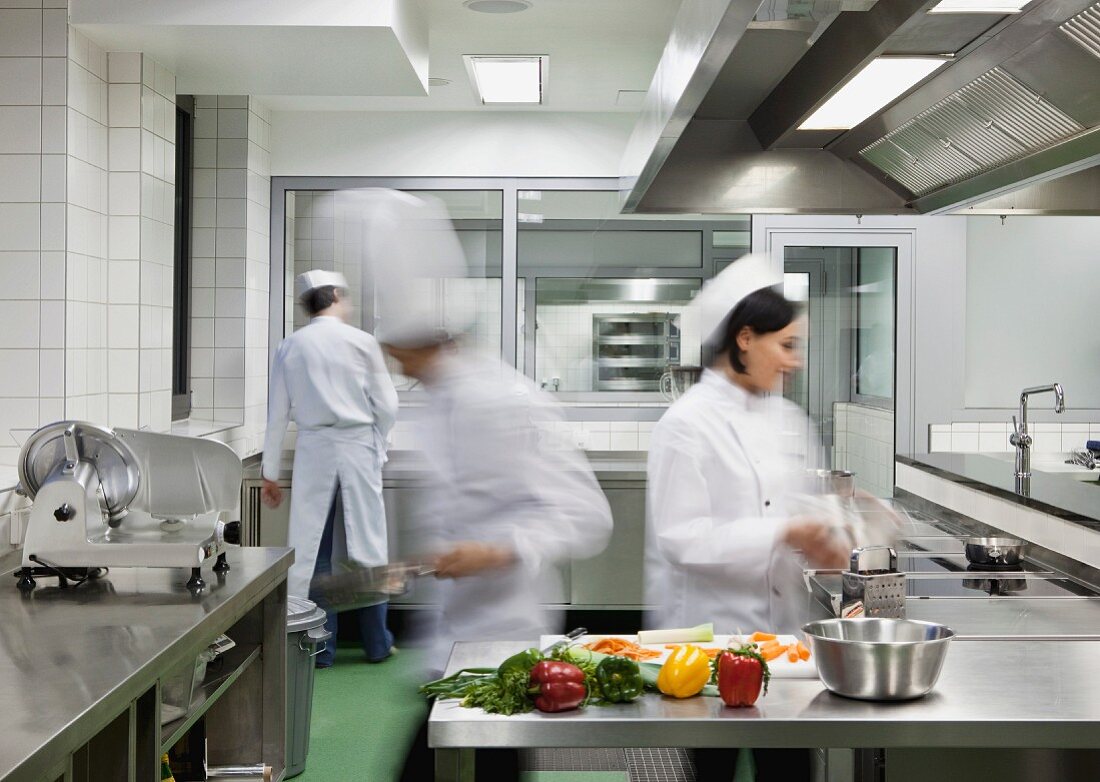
[106,52,176,432]
[191,95,271,447]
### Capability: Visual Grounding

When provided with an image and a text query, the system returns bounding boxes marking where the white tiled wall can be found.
[107,50,176,432]
[928,421,1100,454]
[833,402,895,498]
[191,95,271,445]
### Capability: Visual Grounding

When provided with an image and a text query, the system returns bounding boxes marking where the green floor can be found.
[295,645,429,781]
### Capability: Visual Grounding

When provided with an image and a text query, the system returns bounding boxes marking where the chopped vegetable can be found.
[656,644,712,698]
[761,645,786,662]
[787,644,800,663]
[797,641,811,661]
[585,637,662,661]
[750,632,777,642]
[529,660,587,713]
[716,645,770,707]
[595,657,644,703]
[638,623,714,646]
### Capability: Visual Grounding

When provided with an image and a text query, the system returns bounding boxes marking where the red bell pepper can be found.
[716,645,770,708]
[528,660,587,712]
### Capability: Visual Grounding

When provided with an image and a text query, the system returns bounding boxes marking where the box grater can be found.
[840,546,906,619]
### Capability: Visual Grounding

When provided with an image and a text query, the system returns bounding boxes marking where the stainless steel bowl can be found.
[806,469,855,498]
[802,618,955,701]
[964,536,1027,568]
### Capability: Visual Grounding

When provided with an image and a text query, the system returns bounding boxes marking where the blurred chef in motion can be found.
[261,270,399,667]
[645,255,852,639]
[365,190,613,671]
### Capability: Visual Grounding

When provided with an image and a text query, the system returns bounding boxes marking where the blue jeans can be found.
[311,485,394,667]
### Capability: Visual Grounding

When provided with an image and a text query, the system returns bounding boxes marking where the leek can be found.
[637,623,714,645]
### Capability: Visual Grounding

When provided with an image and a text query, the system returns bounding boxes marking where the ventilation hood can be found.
[621,0,1100,214]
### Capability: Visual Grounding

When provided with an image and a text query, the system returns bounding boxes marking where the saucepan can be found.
[964,537,1027,568]
[310,561,436,612]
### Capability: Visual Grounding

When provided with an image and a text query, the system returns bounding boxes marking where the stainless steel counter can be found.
[430,639,1100,779]
[0,547,292,781]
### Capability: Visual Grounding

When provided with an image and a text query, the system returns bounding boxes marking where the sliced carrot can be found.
[762,645,786,661]
[787,644,800,663]
[750,631,777,642]
[797,641,811,661]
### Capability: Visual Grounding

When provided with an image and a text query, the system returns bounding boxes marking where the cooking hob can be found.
[896,553,1050,575]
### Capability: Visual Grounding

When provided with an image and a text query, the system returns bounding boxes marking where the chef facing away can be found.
[260,270,399,667]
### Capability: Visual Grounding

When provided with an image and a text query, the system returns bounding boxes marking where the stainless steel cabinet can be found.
[569,483,646,608]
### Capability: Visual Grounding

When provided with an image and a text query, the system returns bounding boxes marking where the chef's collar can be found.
[310,315,342,324]
[700,367,769,410]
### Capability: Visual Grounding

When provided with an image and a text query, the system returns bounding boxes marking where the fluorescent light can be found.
[799,57,948,130]
[929,0,1031,12]
[465,56,545,104]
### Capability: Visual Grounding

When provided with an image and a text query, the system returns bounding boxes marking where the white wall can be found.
[270,111,635,177]
[965,216,1100,410]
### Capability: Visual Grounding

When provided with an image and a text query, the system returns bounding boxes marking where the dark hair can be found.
[301,285,339,316]
[716,287,798,373]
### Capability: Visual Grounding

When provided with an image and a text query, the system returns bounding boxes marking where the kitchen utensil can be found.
[14,421,243,593]
[658,365,702,401]
[840,546,906,619]
[160,635,235,724]
[540,627,588,655]
[964,537,1027,568]
[309,560,437,612]
[801,618,955,701]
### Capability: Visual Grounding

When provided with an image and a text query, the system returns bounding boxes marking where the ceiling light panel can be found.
[799,57,949,130]
[928,0,1032,13]
[464,55,546,104]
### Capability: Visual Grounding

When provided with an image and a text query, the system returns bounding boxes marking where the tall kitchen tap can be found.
[1010,383,1065,479]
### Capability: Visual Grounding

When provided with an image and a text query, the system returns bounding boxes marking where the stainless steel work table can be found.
[0,546,292,782]
[429,639,1100,781]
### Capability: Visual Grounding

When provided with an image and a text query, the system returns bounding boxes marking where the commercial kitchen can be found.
[1,0,1099,781]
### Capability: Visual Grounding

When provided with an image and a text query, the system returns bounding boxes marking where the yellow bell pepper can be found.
[656,644,712,698]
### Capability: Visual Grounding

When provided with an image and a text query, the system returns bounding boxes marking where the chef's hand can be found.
[261,479,283,508]
[434,543,516,578]
[782,519,849,569]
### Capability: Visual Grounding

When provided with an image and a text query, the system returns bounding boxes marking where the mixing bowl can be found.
[801,618,955,701]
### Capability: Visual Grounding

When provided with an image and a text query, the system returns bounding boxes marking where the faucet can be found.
[1010,383,1065,478]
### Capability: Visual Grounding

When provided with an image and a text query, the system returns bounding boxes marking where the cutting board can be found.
[540,634,818,679]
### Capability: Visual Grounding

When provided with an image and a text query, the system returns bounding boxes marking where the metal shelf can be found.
[160,644,261,753]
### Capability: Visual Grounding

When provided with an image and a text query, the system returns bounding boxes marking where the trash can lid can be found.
[287,595,327,633]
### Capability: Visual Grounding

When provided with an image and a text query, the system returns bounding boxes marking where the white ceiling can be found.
[260,0,682,112]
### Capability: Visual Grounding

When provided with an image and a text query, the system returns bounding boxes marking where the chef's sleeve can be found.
[647,427,781,579]
[363,334,399,440]
[261,343,291,482]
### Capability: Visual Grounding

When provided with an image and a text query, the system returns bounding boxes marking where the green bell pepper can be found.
[595,656,644,703]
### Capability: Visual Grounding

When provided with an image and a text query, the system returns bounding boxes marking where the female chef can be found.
[645,254,848,636]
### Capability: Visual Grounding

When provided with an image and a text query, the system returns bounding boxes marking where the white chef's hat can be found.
[359,189,472,348]
[692,254,783,347]
[295,269,348,299]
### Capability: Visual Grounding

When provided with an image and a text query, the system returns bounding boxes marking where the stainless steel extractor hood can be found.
[621,0,1100,214]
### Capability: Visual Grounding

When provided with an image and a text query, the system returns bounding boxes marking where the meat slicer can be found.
[14,421,243,593]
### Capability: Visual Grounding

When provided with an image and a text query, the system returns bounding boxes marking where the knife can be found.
[540,626,587,655]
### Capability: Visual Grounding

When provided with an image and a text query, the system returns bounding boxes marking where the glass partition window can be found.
[533,279,701,392]
[854,248,896,402]
[284,189,503,390]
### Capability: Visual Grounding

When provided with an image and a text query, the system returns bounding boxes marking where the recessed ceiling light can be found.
[928,0,1031,12]
[464,0,532,13]
[464,55,546,104]
[799,56,949,130]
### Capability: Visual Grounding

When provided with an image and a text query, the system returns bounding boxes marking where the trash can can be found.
[285,596,332,778]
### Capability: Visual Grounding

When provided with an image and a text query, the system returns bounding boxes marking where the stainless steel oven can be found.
[592,314,681,391]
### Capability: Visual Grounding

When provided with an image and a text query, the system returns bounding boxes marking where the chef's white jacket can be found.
[261,316,399,597]
[645,369,814,635]
[412,354,613,667]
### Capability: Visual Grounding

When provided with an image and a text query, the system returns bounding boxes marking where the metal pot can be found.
[806,469,856,499]
[659,365,702,401]
[802,618,955,701]
[964,537,1027,568]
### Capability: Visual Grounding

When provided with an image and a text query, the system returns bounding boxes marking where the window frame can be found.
[171,96,195,421]
[850,246,898,411]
